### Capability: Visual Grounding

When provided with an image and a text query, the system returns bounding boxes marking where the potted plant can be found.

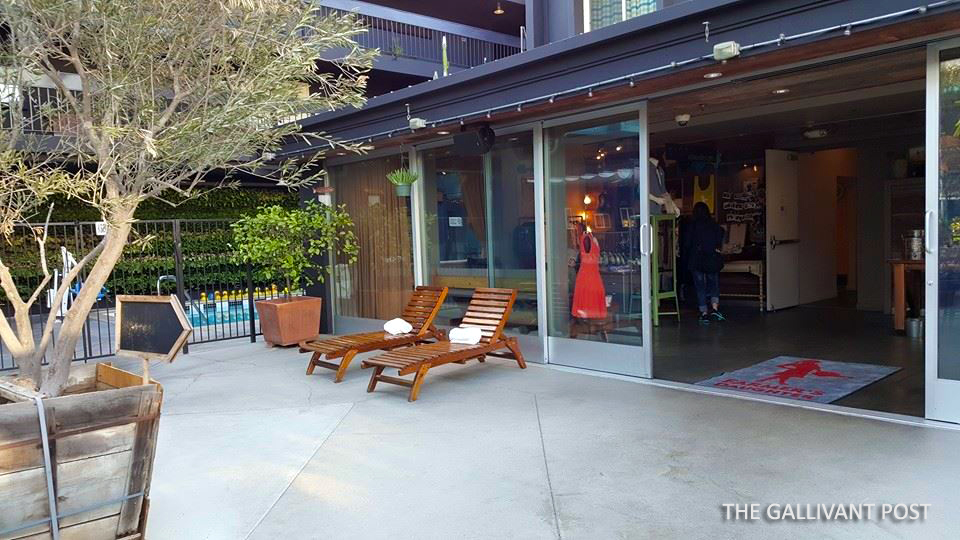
[0,1,373,536]
[387,168,419,197]
[231,202,359,346]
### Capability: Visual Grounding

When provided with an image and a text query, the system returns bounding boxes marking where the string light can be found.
[276,3,945,157]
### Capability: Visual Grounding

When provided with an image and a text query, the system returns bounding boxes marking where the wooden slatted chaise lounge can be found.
[361,287,526,402]
[298,286,448,382]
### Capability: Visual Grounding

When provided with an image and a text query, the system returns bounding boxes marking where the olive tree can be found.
[0,0,374,395]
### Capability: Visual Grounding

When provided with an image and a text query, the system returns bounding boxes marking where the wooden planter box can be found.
[256,296,323,346]
[0,363,163,539]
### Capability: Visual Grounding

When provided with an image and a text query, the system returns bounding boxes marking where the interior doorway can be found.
[647,47,927,417]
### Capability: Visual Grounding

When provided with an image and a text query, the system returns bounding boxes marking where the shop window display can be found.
[545,114,652,345]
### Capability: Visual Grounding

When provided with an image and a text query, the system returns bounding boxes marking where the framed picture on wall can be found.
[594,213,611,230]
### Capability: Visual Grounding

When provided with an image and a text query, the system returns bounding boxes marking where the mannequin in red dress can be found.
[571,231,607,319]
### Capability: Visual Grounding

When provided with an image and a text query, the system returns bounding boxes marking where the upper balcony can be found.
[318,1,523,79]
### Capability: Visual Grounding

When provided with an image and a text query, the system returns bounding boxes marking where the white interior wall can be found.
[796,148,857,305]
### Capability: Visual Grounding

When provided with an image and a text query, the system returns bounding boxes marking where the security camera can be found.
[675,114,691,127]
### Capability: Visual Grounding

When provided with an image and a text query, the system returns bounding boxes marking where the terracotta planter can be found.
[256,296,323,346]
[0,363,162,538]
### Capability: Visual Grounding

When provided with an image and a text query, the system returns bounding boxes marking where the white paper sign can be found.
[448,216,463,227]
[95,221,107,236]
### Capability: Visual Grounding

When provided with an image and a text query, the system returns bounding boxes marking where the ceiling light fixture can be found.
[703,72,723,79]
[583,194,592,205]
[772,88,790,95]
[494,2,504,15]
[803,128,829,139]
[437,130,450,135]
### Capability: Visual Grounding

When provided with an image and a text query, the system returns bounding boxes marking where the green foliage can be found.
[231,202,358,293]
[41,189,298,222]
[386,168,419,186]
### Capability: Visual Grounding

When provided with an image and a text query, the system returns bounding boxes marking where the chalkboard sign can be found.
[115,295,192,362]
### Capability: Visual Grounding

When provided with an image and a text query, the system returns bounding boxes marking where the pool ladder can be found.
[157,275,206,324]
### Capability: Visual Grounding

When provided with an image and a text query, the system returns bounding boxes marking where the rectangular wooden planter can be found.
[0,363,163,540]
[256,296,323,346]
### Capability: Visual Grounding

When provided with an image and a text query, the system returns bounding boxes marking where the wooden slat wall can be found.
[330,155,415,320]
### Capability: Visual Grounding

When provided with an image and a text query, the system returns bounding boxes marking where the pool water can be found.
[189,301,258,327]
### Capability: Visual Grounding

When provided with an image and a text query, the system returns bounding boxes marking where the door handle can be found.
[925,209,935,254]
[770,236,799,250]
[639,223,651,256]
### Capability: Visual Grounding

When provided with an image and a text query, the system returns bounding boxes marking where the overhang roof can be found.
[280,0,960,159]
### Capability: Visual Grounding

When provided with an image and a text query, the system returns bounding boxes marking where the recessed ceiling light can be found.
[336,152,346,156]
[493,2,504,15]
[703,72,723,79]
[437,130,450,135]
[772,88,790,95]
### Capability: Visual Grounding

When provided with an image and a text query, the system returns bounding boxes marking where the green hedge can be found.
[2,189,301,302]
[43,188,298,222]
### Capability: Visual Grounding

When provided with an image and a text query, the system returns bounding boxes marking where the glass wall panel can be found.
[490,133,538,336]
[937,49,960,381]
[422,148,486,326]
[328,155,415,320]
[545,114,644,346]
[422,134,538,336]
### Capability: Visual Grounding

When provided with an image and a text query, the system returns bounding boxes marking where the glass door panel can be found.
[489,133,542,356]
[543,109,651,376]
[421,133,541,356]
[926,42,960,423]
[422,147,486,326]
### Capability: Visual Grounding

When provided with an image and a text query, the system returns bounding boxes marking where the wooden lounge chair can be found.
[362,287,526,402]
[298,286,448,382]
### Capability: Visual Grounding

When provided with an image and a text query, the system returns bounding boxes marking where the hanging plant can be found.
[386,168,419,196]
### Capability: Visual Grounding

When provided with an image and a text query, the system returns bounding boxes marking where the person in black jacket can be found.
[682,202,725,323]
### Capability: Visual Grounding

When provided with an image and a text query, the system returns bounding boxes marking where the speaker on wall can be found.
[454,125,495,156]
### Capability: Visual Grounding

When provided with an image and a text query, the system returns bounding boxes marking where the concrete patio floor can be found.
[110,338,960,540]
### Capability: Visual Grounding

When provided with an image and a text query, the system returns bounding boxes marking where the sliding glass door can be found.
[542,106,652,376]
[926,41,960,424]
[420,131,541,356]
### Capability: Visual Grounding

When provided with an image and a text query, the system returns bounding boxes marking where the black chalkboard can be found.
[116,295,191,361]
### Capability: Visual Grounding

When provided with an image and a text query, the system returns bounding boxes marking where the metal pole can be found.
[172,220,189,354]
[246,263,256,343]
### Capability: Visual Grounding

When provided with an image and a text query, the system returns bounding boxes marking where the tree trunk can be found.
[13,308,40,387]
[40,210,134,396]
[15,351,42,389]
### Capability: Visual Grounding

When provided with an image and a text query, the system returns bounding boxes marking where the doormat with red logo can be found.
[696,356,900,403]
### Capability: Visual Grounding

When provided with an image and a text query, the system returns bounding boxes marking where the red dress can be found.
[571,233,607,319]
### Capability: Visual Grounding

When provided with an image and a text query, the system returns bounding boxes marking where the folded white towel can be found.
[383,318,413,336]
[449,326,482,345]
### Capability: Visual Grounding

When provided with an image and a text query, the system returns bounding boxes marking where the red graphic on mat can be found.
[756,359,848,385]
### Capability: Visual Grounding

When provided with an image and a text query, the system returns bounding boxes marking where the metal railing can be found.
[319,6,521,69]
[1,86,82,135]
[0,219,289,371]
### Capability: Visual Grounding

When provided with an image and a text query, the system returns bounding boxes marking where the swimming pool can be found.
[188,301,258,327]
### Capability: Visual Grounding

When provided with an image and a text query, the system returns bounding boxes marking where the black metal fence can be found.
[0,219,284,371]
